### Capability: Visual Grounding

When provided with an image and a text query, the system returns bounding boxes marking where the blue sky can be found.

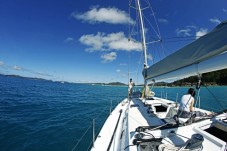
[0,0,226,84]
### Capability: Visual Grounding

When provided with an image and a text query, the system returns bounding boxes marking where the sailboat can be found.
[90,0,227,150]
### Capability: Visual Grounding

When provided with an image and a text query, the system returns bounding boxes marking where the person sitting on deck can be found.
[178,88,209,119]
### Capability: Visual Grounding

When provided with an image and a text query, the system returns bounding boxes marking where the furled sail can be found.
[143,21,227,82]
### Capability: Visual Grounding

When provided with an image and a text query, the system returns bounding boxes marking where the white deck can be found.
[91,97,227,151]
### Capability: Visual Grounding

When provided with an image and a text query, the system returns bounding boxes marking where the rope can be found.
[147,123,168,131]
[142,131,155,138]
[170,131,190,140]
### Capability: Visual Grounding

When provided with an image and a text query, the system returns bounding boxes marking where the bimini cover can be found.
[143,21,227,81]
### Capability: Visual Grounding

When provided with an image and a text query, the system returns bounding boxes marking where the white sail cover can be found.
[143,21,227,82]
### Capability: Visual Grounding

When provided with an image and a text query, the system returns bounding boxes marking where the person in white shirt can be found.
[128,78,134,97]
[178,88,210,118]
[179,88,195,112]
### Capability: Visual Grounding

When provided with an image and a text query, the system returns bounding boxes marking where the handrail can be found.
[107,109,123,151]
[110,100,112,115]
[93,119,95,147]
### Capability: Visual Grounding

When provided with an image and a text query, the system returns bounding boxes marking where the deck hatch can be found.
[154,105,167,112]
[204,126,227,142]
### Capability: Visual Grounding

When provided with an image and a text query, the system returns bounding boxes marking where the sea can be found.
[0,75,227,151]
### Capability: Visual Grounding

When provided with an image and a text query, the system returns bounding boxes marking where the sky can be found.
[0,0,226,84]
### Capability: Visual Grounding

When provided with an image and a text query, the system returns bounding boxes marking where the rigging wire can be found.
[129,0,201,84]
[160,41,166,61]
[162,35,200,40]
[129,0,145,85]
[129,0,200,69]
[155,41,162,63]
[128,0,134,84]
[128,1,140,39]
[145,0,167,59]
[87,141,93,151]
[71,123,92,151]
[142,13,160,40]
[162,38,197,43]
[136,49,144,84]
[71,104,110,151]
[194,88,201,109]
[203,85,225,110]
[129,0,163,83]
[128,0,131,87]
[194,76,202,109]
[136,16,143,85]
[145,0,161,39]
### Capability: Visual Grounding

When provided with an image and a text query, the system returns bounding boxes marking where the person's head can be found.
[130,78,132,82]
[188,88,196,97]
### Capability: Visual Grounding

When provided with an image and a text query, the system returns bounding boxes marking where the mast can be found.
[136,0,148,68]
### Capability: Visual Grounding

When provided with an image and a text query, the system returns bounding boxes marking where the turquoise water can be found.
[0,75,226,151]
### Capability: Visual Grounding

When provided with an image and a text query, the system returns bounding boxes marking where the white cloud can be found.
[186,25,197,30]
[79,32,104,51]
[175,25,208,39]
[158,18,168,24]
[0,62,53,78]
[64,37,74,43]
[176,28,191,36]
[119,63,127,66]
[120,73,127,77]
[72,6,134,25]
[101,52,117,63]
[116,69,121,72]
[34,72,53,77]
[108,38,142,52]
[79,32,142,52]
[147,54,153,61]
[195,28,208,39]
[12,65,22,70]
[209,18,221,25]
[223,8,227,13]
[0,61,4,66]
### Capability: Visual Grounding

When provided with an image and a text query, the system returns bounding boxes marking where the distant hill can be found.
[172,68,227,86]
[153,68,227,86]
[0,74,126,85]
[0,74,64,83]
[92,82,126,86]
[2,68,226,86]
[107,82,126,86]
[0,74,47,81]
